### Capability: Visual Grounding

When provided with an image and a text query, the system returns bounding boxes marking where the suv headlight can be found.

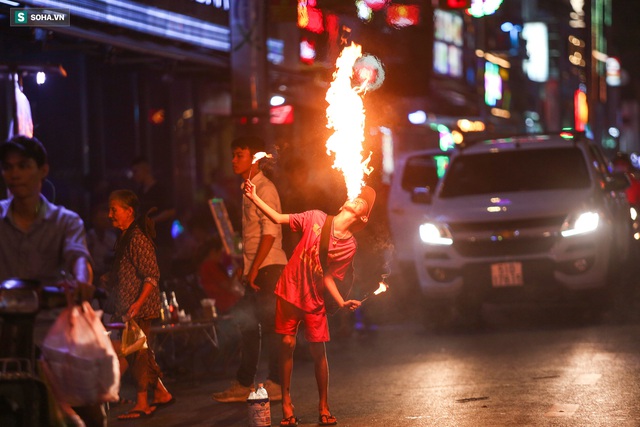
[560,211,600,237]
[419,222,453,245]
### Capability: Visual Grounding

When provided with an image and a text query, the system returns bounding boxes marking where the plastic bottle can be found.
[160,292,171,324]
[247,383,270,427]
[169,291,180,323]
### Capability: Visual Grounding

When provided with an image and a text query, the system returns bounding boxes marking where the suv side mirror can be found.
[605,172,631,192]
[411,187,432,204]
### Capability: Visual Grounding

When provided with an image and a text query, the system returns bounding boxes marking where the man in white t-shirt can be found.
[212,136,287,403]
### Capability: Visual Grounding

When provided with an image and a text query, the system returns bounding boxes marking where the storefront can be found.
[0,0,233,220]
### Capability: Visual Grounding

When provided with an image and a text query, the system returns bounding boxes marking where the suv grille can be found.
[453,236,558,257]
[448,216,566,232]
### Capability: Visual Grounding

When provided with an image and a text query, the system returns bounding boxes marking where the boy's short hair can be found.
[231,136,265,154]
[0,136,48,167]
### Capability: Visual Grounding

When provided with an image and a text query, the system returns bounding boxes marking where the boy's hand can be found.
[343,299,362,311]
[244,179,257,200]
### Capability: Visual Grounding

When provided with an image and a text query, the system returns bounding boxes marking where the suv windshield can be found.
[401,154,450,191]
[440,147,591,198]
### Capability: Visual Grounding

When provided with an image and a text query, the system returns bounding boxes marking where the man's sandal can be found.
[279,415,300,426]
[319,413,338,426]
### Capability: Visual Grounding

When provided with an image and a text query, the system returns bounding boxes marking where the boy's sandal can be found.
[319,413,338,426]
[279,415,300,426]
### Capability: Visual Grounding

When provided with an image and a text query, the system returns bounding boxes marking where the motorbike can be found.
[0,278,59,426]
[0,277,108,427]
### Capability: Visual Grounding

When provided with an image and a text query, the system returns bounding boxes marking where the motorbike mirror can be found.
[0,279,40,315]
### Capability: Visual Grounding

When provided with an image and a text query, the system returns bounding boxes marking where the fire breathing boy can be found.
[243,179,375,427]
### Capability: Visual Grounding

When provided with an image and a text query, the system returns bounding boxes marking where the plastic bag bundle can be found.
[41,302,120,406]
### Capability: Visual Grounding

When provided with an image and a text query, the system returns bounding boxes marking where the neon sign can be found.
[193,0,229,10]
[467,0,503,18]
[484,62,502,107]
[19,0,230,51]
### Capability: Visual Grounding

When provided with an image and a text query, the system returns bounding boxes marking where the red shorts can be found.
[275,297,329,343]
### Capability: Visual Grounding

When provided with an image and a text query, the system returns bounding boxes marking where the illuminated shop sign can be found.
[606,57,621,87]
[467,0,503,18]
[19,0,230,51]
[574,87,588,131]
[297,0,324,34]
[522,22,549,82]
[300,37,316,64]
[386,4,420,28]
[569,0,585,28]
[484,61,511,115]
[433,9,463,78]
[267,38,284,65]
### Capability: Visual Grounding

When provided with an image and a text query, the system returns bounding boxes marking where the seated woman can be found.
[197,236,242,316]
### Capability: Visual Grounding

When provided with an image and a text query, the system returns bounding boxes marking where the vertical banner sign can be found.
[230,0,268,127]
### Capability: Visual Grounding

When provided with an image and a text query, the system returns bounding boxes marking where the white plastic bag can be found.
[41,301,120,406]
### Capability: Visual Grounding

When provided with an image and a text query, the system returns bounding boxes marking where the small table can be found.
[150,320,219,377]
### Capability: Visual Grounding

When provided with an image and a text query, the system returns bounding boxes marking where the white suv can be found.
[400,134,632,327]
[388,148,451,271]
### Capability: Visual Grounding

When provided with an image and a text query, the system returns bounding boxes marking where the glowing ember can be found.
[361,279,390,303]
[373,281,388,295]
[252,152,273,164]
[325,42,373,201]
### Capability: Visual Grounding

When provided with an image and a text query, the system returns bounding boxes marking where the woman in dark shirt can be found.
[105,189,173,420]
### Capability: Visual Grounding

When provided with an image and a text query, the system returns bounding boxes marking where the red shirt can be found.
[275,210,357,313]
[626,173,640,206]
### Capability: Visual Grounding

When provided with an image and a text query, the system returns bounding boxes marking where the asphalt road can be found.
[107,278,640,427]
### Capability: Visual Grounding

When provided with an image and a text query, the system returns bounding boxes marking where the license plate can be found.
[491,262,523,287]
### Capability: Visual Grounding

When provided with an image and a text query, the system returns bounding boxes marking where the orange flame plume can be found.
[325,42,373,200]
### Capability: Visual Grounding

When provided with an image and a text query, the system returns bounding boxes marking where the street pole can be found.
[230,0,269,139]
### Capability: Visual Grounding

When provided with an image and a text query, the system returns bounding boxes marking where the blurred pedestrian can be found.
[86,201,117,278]
[212,136,288,403]
[130,156,176,280]
[101,189,173,420]
[243,179,375,427]
[611,152,640,207]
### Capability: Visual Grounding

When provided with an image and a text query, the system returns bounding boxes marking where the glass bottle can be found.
[169,291,180,323]
[160,292,170,324]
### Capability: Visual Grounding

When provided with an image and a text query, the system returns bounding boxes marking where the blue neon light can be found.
[19,0,230,51]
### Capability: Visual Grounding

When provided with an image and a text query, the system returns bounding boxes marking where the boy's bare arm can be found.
[244,179,290,224]
[323,274,361,311]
